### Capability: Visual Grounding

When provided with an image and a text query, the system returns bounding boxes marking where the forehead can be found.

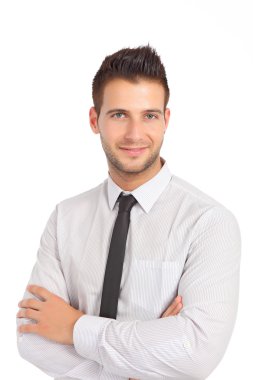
[101,78,165,110]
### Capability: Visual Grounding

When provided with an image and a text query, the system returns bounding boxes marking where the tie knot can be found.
[118,193,137,213]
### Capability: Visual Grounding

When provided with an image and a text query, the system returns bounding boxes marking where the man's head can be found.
[92,44,170,118]
[89,45,170,185]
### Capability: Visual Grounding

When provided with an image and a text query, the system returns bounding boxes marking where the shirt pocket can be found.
[128,258,182,318]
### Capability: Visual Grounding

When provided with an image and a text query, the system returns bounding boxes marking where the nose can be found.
[124,118,143,140]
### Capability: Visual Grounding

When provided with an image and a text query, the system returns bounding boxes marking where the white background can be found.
[1,0,252,378]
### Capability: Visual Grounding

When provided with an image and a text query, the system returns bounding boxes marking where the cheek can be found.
[102,123,123,143]
[100,130,120,149]
[148,128,165,142]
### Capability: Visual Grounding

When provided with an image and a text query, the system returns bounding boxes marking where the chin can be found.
[116,159,155,174]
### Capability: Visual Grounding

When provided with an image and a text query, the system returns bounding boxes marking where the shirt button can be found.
[183,340,191,349]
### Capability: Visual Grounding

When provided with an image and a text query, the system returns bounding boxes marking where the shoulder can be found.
[171,174,240,242]
[169,174,240,234]
[55,180,106,218]
[170,174,223,208]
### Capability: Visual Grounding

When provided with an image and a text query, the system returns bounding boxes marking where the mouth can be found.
[119,147,148,157]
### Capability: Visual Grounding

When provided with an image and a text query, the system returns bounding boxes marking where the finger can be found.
[168,299,183,315]
[18,323,39,334]
[174,295,182,303]
[170,302,183,316]
[27,284,51,301]
[16,308,41,321]
[18,298,43,310]
[161,304,181,318]
[160,296,182,317]
[161,304,177,317]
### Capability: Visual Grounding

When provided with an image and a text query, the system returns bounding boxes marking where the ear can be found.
[163,108,170,133]
[89,107,100,134]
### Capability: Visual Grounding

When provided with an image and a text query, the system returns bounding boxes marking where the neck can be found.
[108,157,163,191]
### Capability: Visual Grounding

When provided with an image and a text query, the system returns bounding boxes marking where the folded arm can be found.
[73,206,241,379]
[16,206,101,379]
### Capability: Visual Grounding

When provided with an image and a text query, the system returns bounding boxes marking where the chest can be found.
[60,205,189,319]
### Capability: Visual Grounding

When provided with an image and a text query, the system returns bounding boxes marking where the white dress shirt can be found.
[16,157,241,380]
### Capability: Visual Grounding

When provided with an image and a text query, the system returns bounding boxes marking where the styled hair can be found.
[92,44,170,117]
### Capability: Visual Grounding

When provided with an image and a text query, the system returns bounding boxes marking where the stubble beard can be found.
[100,134,163,175]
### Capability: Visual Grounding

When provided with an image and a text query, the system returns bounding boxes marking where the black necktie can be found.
[99,192,137,319]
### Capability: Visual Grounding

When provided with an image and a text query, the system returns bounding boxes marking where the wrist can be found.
[70,310,85,345]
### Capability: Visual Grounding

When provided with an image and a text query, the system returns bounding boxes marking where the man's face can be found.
[89,78,170,175]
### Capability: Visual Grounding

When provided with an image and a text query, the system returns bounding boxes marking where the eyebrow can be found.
[105,108,163,115]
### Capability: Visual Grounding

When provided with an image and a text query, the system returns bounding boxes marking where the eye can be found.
[112,112,126,119]
[145,114,157,120]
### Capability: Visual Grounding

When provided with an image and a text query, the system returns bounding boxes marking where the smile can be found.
[119,147,148,157]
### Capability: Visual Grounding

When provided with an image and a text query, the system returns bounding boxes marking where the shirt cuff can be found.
[73,314,113,361]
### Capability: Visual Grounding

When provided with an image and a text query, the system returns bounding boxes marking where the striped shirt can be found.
[16,156,241,379]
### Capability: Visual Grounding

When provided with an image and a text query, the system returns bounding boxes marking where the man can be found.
[16,45,241,380]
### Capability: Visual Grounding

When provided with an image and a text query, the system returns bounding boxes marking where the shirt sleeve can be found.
[16,206,102,379]
[73,205,241,379]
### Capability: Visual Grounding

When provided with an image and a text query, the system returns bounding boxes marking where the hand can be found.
[160,295,183,318]
[129,295,183,380]
[16,284,85,345]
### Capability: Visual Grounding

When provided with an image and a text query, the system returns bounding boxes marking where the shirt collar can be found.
[107,157,172,213]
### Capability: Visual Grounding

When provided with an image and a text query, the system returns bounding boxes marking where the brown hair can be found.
[92,44,170,117]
